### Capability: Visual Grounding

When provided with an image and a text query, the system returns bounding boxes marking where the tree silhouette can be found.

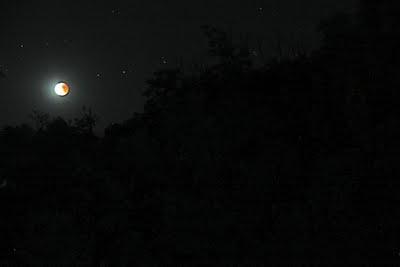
[73,106,98,135]
[29,110,50,131]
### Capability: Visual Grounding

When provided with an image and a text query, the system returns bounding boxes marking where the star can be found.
[111,9,120,15]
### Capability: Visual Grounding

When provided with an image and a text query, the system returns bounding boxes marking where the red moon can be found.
[55,82,70,96]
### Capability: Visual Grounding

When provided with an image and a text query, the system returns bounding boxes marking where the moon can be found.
[54,82,70,97]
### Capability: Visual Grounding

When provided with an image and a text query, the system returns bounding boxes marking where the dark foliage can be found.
[1,1,399,264]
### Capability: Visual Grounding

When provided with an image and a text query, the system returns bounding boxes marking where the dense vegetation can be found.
[1,1,399,264]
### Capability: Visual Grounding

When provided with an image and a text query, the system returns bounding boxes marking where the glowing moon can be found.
[54,82,70,96]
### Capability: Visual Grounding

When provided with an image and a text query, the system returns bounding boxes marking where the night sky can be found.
[0,0,355,131]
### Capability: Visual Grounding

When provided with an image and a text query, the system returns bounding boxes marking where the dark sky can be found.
[0,0,356,131]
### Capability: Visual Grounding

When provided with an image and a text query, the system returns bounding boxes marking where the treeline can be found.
[1,1,400,264]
